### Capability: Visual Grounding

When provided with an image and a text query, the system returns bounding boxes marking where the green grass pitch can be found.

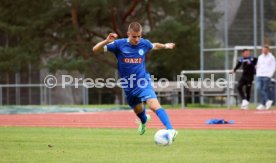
[0,127,275,163]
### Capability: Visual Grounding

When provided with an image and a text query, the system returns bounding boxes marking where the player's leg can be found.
[138,88,173,129]
[259,77,268,105]
[146,98,177,141]
[263,77,273,109]
[126,93,151,135]
[138,87,177,140]
[237,79,246,100]
[146,98,173,129]
[133,103,147,123]
[256,77,265,110]
[245,81,252,101]
[238,79,249,109]
[132,102,151,135]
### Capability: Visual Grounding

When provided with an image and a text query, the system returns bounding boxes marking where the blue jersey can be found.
[105,38,154,94]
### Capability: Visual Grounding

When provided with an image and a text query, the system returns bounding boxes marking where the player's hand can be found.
[165,43,175,49]
[229,69,234,74]
[106,33,118,43]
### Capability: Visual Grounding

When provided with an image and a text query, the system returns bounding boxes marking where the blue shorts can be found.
[125,88,157,108]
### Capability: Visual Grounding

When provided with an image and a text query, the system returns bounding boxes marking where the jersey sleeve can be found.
[269,55,276,77]
[144,39,154,50]
[233,60,242,72]
[253,57,258,65]
[105,41,119,54]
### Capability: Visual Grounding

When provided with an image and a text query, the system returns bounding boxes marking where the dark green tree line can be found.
[0,0,202,80]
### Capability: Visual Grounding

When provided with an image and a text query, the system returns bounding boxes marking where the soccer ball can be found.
[154,129,172,146]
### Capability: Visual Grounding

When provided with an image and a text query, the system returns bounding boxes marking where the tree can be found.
[0,0,208,104]
[0,0,203,78]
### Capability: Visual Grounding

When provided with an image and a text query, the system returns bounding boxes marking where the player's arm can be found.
[268,56,276,77]
[230,61,241,74]
[253,57,258,65]
[152,43,175,50]
[92,33,118,54]
[233,61,241,72]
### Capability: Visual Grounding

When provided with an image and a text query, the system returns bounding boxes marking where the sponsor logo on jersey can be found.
[122,58,142,64]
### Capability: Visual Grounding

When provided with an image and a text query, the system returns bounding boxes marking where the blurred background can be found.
[0,0,276,107]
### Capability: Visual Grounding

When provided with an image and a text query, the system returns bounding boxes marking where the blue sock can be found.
[156,108,173,129]
[137,108,147,124]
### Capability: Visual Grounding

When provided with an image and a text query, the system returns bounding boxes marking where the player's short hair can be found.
[263,45,270,50]
[242,49,249,53]
[128,22,142,32]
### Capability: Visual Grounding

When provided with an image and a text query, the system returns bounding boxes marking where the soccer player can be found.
[231,49,257,109]
[92,22,177,141]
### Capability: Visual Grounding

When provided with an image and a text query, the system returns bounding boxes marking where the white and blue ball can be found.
[154,129,172,146]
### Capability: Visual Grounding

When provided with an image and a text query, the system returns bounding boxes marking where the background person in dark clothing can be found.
[231,49,257,109]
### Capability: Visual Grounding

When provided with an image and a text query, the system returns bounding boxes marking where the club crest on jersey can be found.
[138,49,144,56]
[123,58,142,64]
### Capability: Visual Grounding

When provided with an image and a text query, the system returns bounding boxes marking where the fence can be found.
[180,70,236,109]
[0,82,181,106]
[201,0,276,72]
[0,84,89,105]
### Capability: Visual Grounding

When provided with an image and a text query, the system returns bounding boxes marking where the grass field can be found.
[0,127,275,163]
